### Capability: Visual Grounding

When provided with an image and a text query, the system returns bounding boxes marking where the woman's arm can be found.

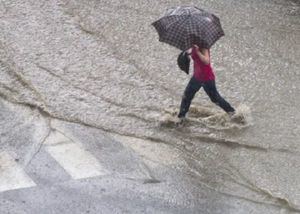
[193,45,210,65]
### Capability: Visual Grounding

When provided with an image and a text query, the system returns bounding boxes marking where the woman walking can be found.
[178,45,235,121]
[151,6,235,122]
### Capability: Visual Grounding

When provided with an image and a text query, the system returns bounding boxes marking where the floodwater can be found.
[0,0,299,213]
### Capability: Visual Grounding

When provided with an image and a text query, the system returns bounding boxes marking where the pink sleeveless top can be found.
[191,47,215,82]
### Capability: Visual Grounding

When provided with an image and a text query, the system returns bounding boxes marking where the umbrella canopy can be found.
[152,6,224,51]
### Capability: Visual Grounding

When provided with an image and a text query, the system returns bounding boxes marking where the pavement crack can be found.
[227,164,300,212]
[188,167,299,212]
[52,128,77,145]
[25,117,52,167]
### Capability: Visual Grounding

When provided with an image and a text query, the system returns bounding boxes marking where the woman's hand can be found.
[193,44,200,50]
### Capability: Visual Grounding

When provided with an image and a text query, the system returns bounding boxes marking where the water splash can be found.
[159,104,252,130]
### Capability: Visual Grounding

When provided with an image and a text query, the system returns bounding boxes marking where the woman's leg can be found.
[178,76,202,118]
[202,80,235,113]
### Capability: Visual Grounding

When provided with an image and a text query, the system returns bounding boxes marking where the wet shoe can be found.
[228,111,246,124]
[175,116,186,126]
[227,111,235,117]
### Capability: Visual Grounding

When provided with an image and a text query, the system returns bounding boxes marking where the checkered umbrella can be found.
[152,6,224,51]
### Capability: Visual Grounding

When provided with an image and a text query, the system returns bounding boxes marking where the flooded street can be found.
[0,0,300,213]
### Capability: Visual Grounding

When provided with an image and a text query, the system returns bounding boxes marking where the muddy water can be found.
[0,0,299,212]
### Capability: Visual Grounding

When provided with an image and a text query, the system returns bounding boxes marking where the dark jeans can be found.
[178,76,235,118]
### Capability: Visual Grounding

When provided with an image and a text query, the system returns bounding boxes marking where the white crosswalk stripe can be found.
[0,152,36,192]
[45,143,108,179]
[0,131,108,192]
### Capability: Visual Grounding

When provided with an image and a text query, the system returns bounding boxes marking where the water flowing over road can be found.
[0,0,299,213]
